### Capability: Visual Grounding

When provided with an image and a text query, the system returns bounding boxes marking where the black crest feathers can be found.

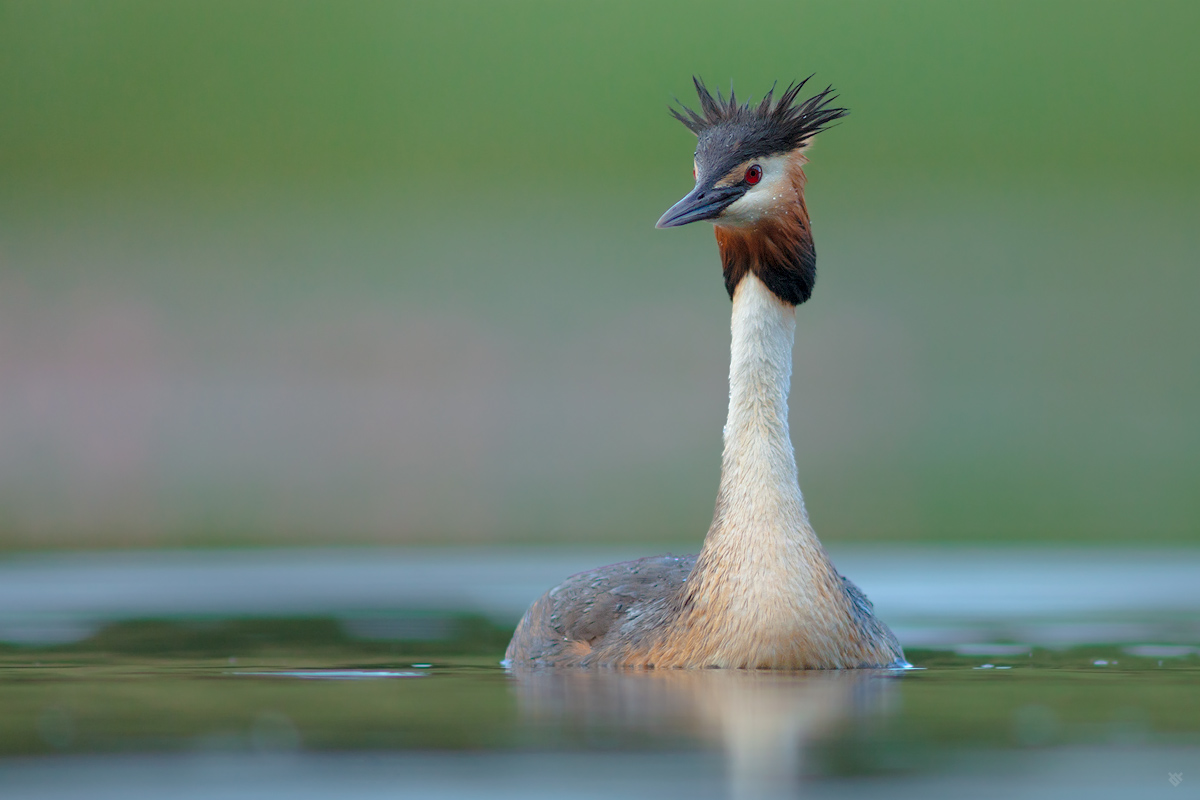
[670,76,847,158]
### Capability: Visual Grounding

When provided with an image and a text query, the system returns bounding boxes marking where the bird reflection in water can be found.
[511,668,897,799]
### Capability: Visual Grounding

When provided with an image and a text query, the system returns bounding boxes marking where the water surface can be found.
[1,549,1197,798]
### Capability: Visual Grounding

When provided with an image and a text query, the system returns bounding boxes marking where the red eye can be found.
[744,165,762,185]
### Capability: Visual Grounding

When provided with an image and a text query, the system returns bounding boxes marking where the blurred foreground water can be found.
[1,546,1197,798]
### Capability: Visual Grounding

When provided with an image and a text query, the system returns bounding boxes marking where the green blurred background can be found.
[1,0,1196,550]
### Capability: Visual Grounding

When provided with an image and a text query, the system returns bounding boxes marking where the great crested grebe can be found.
[505,77,904,669]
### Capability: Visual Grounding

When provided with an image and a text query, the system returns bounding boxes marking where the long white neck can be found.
[669,273,889,667]
[694,272,837,600]
[714,273,811,541]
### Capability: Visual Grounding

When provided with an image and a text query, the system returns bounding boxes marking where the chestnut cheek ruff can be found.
[716,199,816,307]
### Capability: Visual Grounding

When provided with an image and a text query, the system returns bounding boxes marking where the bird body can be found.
[505,78,904,670]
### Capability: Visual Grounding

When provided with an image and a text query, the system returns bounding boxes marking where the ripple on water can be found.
[228,670,429,680]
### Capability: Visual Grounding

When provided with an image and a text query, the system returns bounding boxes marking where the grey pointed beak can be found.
[655,184,746,229]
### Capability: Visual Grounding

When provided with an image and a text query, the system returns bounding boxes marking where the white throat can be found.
[699,272,833,591]
[720,273,807,531]
[675,272,873,667]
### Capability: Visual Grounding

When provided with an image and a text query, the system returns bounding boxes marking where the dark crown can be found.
[670,76,847,161]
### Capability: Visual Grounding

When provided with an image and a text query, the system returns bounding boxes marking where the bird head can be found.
[656,77,847,305]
